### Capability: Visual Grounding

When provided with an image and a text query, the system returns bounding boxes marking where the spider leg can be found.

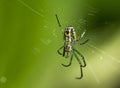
[63,47,65,57]
[73,51,83,79]
[57,46,64,55]
[80,39,90,45]
[55,14,64,34]
[62,53,73,67]
[55,14,61,27]
[73,49,86,67]
[76,65,83,79]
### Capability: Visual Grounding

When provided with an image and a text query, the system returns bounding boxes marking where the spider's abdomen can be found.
[64,42,72,52]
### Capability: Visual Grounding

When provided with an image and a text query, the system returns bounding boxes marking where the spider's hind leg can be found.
[73,51,83,79]
[57,46,64,55]
[73,49,86,67]
[76,65,83,79]
[62,52,73,67]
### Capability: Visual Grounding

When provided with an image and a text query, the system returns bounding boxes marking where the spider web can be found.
[16,0,120,87]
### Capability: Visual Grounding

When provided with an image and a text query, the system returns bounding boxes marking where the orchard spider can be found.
[55,14,89,79]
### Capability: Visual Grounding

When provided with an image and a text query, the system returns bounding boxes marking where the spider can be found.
[55,14,89,79]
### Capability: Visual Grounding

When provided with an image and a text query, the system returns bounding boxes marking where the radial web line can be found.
[17,0,44,17]
[87,43,120,63]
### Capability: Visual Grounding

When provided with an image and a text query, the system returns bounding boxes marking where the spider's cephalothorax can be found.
[55,14,89,79]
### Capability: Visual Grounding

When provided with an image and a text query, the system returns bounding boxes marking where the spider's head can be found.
[66,27,73,31]
[67,26,75,32]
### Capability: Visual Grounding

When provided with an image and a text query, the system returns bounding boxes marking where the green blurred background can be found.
[0,0,120,88]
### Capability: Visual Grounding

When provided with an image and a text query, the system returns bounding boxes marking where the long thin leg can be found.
[55,14,64,34]
[62,53,73,67]
[57,46,64,55]
[73,49,86,67]
[73,52,83,79]
[77,65,83,79]
[63,47,65,57]
[80,39,90,45]
[55,14,61,27]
